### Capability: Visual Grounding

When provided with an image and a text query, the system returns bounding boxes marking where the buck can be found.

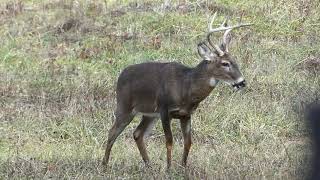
[102,13,252,168]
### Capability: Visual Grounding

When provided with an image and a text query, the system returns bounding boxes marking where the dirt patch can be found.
[297,56,320,75]
[56,18,81,33]
[0,0,24,17]
[113,1,238,15]
[110,9,126,17]
[43,0,72,10]
[127,1,154,12]
[5,1,23,15]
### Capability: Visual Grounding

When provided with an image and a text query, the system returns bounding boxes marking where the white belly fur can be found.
[140,112,160,118]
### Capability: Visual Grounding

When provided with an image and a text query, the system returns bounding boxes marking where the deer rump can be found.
[117,62,201,120]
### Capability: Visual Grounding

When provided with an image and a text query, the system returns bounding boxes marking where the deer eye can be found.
[221,62,230,67]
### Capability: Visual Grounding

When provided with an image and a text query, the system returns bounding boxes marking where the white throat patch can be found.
[209,77,218,87]
[235,77,244,84]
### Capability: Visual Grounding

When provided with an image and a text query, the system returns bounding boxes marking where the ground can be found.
[0,0,319,179]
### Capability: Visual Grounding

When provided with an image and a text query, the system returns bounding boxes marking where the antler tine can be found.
[208,23,253,33]
[208,12,217,32]
[207,12,225,56]
[207,12,253,56]
[221,19,228,27]
[222,23,253,52]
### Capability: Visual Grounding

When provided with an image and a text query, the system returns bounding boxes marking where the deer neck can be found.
[188,61,219,101]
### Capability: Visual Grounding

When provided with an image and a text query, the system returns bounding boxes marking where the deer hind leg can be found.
[133,116,157,165]
[102,110,134,166]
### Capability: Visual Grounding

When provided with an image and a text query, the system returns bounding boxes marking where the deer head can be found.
[197,12,252,90]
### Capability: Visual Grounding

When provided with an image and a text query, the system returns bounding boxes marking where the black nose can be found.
[239,80,246,87]
[232,80,246,89]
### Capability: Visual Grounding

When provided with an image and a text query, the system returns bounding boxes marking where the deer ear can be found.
[222,29,232,52]
[224,32,232,45]
[197,42,217,61]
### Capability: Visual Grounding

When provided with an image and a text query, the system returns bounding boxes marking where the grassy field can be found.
[0,0,319,179]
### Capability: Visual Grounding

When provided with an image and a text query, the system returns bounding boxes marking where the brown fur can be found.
[102,41,246,168]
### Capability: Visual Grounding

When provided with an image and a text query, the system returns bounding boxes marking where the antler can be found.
[207,12,253,56]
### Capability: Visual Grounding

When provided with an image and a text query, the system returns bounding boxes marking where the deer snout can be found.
[232,77,246,90]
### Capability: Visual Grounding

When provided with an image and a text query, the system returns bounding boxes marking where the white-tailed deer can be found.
[102,13,252,168]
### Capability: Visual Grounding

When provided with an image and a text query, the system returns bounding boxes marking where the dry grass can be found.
[0,0,319,179]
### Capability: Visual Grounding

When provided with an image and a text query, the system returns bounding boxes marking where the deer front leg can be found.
[160,109,173,169]
[180,116,192,167]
